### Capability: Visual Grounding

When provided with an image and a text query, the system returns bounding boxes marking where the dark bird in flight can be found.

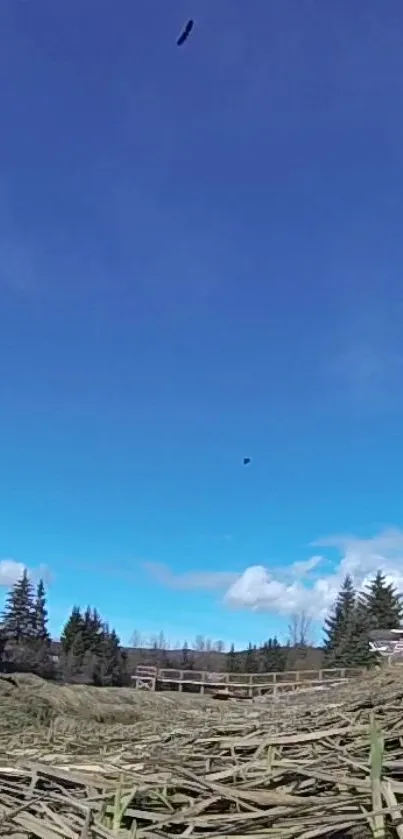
[176,19,194,46]
[243,458,251,466]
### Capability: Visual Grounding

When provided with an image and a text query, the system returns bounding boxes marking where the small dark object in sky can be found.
[176,19,194,46]
[243,458,251,466]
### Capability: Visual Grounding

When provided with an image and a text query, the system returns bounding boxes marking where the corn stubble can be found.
[0,669,403,838]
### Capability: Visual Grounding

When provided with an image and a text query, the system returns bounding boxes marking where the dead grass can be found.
[0,668,403,838]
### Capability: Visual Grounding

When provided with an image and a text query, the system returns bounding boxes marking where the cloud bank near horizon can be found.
[144,528,403,619]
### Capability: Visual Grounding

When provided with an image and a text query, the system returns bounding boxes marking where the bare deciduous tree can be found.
[157,630,169,650]
[288,611,312,648]
[193,635,206,651]
[147,631,170,650]
[130,630,143,648]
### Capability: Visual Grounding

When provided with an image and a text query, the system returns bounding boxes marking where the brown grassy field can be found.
[0,669,403,838]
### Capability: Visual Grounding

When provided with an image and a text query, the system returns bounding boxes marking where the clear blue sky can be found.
[1,0,403,650]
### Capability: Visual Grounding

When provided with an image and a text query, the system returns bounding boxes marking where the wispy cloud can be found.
[329,301,403,413]
[334,343,403,412]
[143,561,238,591]
[290,555,324,577]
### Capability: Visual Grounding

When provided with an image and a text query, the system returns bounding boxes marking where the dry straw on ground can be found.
[0,669,403,839]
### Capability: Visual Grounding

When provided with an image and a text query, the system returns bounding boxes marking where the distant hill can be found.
[51,641,324,675]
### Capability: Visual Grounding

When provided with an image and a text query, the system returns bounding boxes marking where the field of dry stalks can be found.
[1,669,403,839]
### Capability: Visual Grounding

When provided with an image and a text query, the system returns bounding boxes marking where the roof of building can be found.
[368,628,403,641]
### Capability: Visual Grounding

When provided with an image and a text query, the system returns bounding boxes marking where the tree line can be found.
[131,571,403,673]
[0,568,400,685]
[322,570,402,667]
[0,570,130,685]
[227,572,403,672]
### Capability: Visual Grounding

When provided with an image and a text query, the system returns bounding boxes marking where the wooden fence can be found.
[133,665,364,698]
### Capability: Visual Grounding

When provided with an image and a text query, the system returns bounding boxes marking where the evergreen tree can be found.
[94,626,129,686]
[244,642,258,673]
[60,605,129,685]
[323,575,356,667]
[227,643,238,672]
[261,637,286,672]
[31,580,54,678]
[60,607,86,681]
[119,650,131,686]
[82,607,104,656]
[359,571,403,630]
[2,570,35,641]
[0,571,55,674]
[33,580,50,640]
[348,599,378,668]
[323,575,378,668]
[60,606,84,653]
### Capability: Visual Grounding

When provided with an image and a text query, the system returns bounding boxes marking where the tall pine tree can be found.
[244,642,258,673]
[59,605,129,685]
[261,637,286,672]
[93,626,129,686]
[227,643,238,672]
[323,575,357,667]
[33,580,50,640]
[0,571,54,674]
[323,574,378,668]
[60,606,84,652]
[31,580,54,678]
[2,570,35,641]
[349,598,378,668]
[359,571,403,630]
[60,607,87,681]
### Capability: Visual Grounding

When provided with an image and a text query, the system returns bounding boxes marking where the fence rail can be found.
[133,665,363,697]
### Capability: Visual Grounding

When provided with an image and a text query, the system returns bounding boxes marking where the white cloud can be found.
[142,529,403,620]
[224,565,336,618]
[0,560,52,587]
[0,560,26,586]
[224,528,403,618]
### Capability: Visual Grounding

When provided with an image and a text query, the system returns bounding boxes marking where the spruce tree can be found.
[273,637,287,672]
[33,580,50,640]
[323,575,356,667]
[323,575,380,669]
[349,599,378,668]
[119,649,130,686]
[95,626,128,686]
[82,607,104,656]
[261,637,286,672]
[227,643,237,672]
[60,606,84,653]
[60,607,86,681]
[2,570,35,641]
[31,580,53,678]
[1,570,38,672]
[244,642,258,673]
[60,605,128,685]
[359,571,403,630]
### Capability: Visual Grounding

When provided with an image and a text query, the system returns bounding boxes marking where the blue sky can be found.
[1,0,403,650]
